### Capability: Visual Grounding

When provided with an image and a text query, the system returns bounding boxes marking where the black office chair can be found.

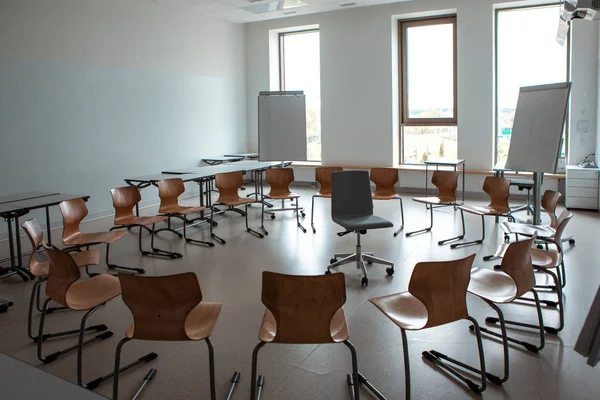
[326,170,394,287]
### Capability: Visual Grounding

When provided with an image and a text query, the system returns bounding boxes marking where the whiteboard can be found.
[258,91,307,162]
[505,83,571,173]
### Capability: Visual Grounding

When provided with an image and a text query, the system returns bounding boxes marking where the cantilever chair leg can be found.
[245,204,265,239]
[438,208,466,245]
[106,243,145,274]
[392,198,405,237]
[423,316,487,394]
[182,215,215,247]
[146,225,183,258]
[251,341,267,400]
[296,198,307,233]
[110,337,158,397]
[450,213,485,249]
[406,205,433,237]
[480,289,545,352]
[343,341,361,400]
[154,217,183,238]
[260,197,268,235]
[37,300,111,364]
[28,280,104,343]
[311,195,317,233]
[209,206,226,245]
[517,269,564,334]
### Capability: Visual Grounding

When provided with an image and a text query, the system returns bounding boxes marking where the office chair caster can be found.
[367,260,373,265]
[324,270,331,275]
[270,215,276,220]
[301,212,306,217]
[0,304,8,313]
[569,239,575,245]
[361,277,368,287]
[504,234,510,242]
[330,258,337,264]
[537,244,544,249]
[386,267,394,276]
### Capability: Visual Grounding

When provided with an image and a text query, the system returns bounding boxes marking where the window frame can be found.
[278,28,320,91]
[399,15,458,127]
[493,3,571,165]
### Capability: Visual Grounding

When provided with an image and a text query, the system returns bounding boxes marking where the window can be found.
[279,29,321,161]
[495,4,569,164]
[399,16,457,164]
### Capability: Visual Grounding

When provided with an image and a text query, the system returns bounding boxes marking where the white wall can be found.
[0,0,246,231]
[246,0,598,178]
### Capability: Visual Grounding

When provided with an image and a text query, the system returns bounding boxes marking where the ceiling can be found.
[153,0,414,24]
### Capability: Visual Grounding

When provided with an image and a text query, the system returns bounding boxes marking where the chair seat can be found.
[124,301,223,341]
[216,197,256,206]
[333,215,393,231]
[31,249,100,277]
[459,204,510,216]
[159,205,205,215]
[258,308,349,343]
[368,292,428,330]
[66,274,121,311]
[413,196,456,205]
[64,230,126,246]
[114,215,168,227]
[492,243,561,269]
[372,193,400,200]
[266,192,300,200]
[501,222,554,238]
[468,267,518,303]
[315,192,332,198]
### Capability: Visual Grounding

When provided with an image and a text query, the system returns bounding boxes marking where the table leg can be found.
[533,172,542,225]
[425,164,429,196]
[15,215,22,267]
[462,162,466,203]
[6,217,16,269]
[45,206,52,245]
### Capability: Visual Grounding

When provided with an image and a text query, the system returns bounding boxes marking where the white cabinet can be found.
[566,166,599,210]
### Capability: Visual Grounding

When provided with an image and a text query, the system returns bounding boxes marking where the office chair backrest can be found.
[500,235,536,298]
[315,167,343,196]
[158,178,185,211]
[331,170,373,217]
[483,176,510,212]
[111,186,141,224]
[44,248,82,307]
[266,168,294,197]
[22,219,48,277]
[261,271,346,344]
[432,171,459,202]
[59,198,88,243]
[541,190,561,229]
[408,254,476,329]
[215,172,244,202]
[119,272,203,341]
[370,168,398,197]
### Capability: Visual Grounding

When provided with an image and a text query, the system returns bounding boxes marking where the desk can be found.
[424,159,466,204]
[201,156,244,165]
[0,193,89,280]
[0,352,107,399]
[224,152,259,160]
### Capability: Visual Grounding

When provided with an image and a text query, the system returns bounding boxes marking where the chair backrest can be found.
[483,176,510,211]
[118,272,203,341]
[408,254,476,329]
[431,171,459,202]
[370,168,398,197]
[21,219,48,277]
[59,198,88,243]
[261,271,346,344]
[158,178,185,211]
[541,190,561,229]
[499,235,536,298]
[44,248,82,307]
[266,168,294,197]
[331,170,373,218]
[315,167,343,196]
[553,210,573,247]
[215,172,245,203]
[111,186,142,224]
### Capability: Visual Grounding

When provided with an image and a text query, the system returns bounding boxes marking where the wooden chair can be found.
[22,219,102,342]
[260,168,306,234]
[443,176,513,249]
[58,198,142,273]
[487,211,573,334]
[370,167,404,237]
[310,166,343,233]
[467,236,544,385]
[251,271,370,400]
[38,248,156,390]
[369,254,487,399]
[111,186,182,259]
[113,272,225,400]
[405,171,462,244]
[157,178,214,247]
[210,171,263,245]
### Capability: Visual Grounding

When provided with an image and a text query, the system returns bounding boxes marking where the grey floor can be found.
[0,186,599,400]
